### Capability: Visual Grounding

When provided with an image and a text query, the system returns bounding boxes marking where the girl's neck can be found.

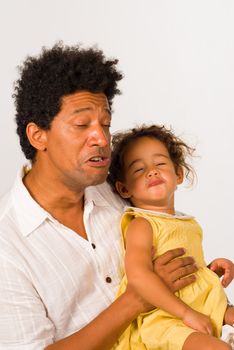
[131,202,175,215]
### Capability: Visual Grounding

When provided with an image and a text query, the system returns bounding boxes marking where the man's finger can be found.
[155,248,186,266]
[170,256,198,274]
[170,264,198,282]
[168,256,197,273]
[173,275,196,291]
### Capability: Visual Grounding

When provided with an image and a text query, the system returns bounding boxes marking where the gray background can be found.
[0,0,233,299]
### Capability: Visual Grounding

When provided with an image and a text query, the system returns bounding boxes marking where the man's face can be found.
[39,91,111,191]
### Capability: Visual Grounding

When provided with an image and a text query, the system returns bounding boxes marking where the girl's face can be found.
[116,137,183,213]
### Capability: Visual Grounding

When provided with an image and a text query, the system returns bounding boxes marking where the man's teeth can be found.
[90,157,103,162]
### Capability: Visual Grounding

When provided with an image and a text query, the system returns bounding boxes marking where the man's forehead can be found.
[61,91,109,108]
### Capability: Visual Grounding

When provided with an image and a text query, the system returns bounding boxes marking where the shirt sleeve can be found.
[0,256,55,349]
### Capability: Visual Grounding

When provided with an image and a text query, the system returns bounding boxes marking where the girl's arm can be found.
[124,217,213,334]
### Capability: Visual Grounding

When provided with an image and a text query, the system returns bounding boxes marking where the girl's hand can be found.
[208,258,234,287]
[182,308,213,335]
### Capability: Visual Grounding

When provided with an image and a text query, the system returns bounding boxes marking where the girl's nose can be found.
[147,168,159,178]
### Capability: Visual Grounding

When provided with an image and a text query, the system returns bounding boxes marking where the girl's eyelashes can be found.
[133,163,166,173]
[131,161,168,175]
[133,167,144,173]
[135,168,144,172]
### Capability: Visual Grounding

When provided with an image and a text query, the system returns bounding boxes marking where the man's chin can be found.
[79,169,108,188]
[62,170,108,192]
[89,173,107,186]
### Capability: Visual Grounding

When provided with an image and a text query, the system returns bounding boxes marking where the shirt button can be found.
[105,276,112,283]
[91,243,96,249]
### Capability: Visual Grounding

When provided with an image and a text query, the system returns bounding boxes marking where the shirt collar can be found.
[12,167,113,237]
[84,183,114,208]
[125,206,194,219]
[11,166,50,237]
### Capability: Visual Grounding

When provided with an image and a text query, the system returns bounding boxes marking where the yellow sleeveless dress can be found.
[112,207,227,350]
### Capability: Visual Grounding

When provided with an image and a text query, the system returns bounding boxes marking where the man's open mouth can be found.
[87,156,110,167]
[89,156,106,162]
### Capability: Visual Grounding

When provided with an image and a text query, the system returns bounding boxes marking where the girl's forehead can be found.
[123,137,170,164]
[126,137,168,155]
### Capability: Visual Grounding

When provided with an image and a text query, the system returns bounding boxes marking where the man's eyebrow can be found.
[71,107,91,114]
[71,107,112,116]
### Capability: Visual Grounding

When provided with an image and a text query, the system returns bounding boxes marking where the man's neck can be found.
[23,164,87,238]
[24,166,84,210]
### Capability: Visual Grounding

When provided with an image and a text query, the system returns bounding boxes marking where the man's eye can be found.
[157,163,166,166]
[102,119,111,127]
[75,124,87,127]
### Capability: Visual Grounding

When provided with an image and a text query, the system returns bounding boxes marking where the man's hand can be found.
[208,258,234,287]
[153,248,198,292]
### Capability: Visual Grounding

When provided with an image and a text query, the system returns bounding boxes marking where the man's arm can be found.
[0,248,196,350]
[35,254,234,350]
[46,248,199,350]
[45,287,149,350]
[0,255,148,350]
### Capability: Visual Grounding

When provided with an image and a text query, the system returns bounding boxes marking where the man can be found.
[0,43,232,350]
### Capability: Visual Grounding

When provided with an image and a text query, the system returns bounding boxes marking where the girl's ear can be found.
[176,166,184,185]
[26,122,48,152]
[115,181,131,199]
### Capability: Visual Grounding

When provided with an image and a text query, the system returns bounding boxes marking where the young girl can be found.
[107,124,234,350]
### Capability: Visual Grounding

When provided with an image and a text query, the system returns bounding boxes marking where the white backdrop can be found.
[0,0,233,300]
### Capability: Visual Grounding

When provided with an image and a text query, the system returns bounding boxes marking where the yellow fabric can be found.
[112,208,227,350]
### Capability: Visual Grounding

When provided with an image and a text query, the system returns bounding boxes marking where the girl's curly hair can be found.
[107,124,195,192]
[13,42,123,160]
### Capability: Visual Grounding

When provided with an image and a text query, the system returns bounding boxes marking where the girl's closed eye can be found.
[156,162,166,166]
[134,167,144,173]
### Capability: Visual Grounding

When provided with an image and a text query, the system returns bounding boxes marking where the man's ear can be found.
[115,181,131,199]
[26,122,48,152]
[176,166,184,185]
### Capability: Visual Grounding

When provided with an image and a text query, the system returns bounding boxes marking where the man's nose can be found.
[87,124,110,147]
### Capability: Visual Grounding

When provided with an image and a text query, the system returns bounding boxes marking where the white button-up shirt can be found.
[0,168,125,349]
